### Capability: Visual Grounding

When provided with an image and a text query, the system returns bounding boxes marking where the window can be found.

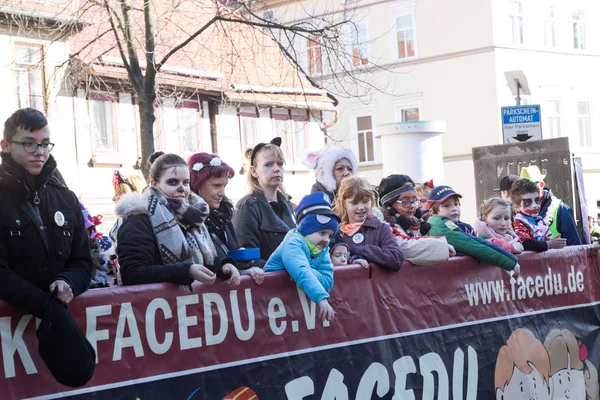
[396,15,415,59]
[89,93,117,152]
[544,6,556,47]
[577,101,592,147]
[271,111,309,164]
[401,107,420,121]
[291,117,308,163]
[543,100,561,139]
[240,113,258,151]
[177,101,202,155]
[508,0,523,44]
[573,9,586,49]
[351,23,368,67]
[308,35,323,75]
[14,44,45,112]
[357,116,374,163]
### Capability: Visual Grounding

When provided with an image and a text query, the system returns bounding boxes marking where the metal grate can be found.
[472,138,575,211]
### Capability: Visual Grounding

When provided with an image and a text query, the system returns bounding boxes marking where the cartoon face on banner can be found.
[495,328,599,400]
[495,328,552,400]
[544,330,599,400]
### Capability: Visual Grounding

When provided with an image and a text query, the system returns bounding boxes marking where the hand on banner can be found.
[223,264,241,288]
[246,267,264,285]
[354,259,369,269]
[510,263,521,282]
[548,235,567,249]
[510,238,524,254]
[318,299,335,322]
[190,264,216,284]
[448,244,456,257]
[49,280,73,305]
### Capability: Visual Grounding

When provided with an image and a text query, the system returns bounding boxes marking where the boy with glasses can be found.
[510,179,567,252]
[0,108,94,385]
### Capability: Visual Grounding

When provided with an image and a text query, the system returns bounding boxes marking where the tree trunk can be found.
[138,91,156,181]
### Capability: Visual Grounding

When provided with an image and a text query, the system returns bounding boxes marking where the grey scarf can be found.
[146,187,216,266]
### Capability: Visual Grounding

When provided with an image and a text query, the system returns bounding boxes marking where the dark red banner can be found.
[1,246,599,399]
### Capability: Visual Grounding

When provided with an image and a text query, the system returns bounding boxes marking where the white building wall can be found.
[266,0,600,224]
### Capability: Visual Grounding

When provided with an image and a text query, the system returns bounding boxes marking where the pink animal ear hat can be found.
[303,146,358,194]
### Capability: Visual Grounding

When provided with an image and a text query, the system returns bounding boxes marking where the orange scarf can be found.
[340,222,364,236]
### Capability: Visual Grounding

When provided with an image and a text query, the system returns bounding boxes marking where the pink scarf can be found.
[473,219,518,241]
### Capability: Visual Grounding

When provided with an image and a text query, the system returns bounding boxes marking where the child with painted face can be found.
[116,154,241,287]
[333,177,404,271]
[428,185,520,275]
[265,192,339,321]
[474,198,524,254]
[510,179,567,252]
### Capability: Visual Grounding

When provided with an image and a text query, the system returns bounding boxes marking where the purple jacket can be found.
[341,216,404,271]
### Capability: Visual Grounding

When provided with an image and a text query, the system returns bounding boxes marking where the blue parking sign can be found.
[501,105,542,143]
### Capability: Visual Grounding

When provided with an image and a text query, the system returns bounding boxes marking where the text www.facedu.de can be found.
[464,266,585,306]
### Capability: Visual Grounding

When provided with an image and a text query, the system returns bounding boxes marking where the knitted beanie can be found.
[298,213,339,236]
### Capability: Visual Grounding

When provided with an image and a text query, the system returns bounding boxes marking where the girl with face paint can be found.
[115,153,240,287]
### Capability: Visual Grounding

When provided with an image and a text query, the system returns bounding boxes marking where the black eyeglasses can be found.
[396,199,420,208]
[9,141,54,153]
[521,197,541,207]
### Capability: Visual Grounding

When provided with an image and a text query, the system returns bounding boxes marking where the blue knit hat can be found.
[295,192,340,236]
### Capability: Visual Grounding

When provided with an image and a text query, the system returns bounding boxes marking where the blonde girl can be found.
[474,198,523,254]
[234,138,295,261]
[333,177,403,270]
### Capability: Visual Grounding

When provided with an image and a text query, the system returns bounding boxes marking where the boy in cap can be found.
[520,165,581,246]
[428,185,520,274]
[265,192,339,321]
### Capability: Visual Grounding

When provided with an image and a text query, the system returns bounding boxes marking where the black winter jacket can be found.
[116,193,234,285]
[233,190,296,261]
[0,153,92,317]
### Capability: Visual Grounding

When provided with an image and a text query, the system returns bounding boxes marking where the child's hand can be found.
[354,259,369,268]
[548,235,567,249]
[511,263,521,280]
[190,264,217,284]
[512,241,524,254]
[222,264,241,288]
[247,267,264,285]
[448,244,456,257]
[318,299,335,322]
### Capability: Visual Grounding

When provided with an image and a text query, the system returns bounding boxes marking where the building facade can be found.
[0,0,336,227]
[261,0,600,223]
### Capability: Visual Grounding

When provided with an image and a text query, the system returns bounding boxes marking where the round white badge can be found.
[54,211,65,227]
[352,233,364,244]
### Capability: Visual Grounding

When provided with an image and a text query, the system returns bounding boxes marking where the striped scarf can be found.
[146,187,216,266]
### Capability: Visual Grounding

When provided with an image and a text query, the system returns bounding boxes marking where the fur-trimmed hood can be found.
[303,145,358,194]
[115,192,148,218]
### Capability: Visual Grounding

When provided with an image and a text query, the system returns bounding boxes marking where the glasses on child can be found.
[9,141,55,153]
[521,197,541,207]
[396,199,420,208]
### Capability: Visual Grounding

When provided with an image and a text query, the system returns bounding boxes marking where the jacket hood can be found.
[303,146,358,193]
[115,192,148,218]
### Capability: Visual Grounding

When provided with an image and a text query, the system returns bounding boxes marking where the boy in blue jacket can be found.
[265,192,339,321]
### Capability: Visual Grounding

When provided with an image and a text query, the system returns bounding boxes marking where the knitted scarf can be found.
[146,187,216,266]
[473,219,518,241]
[205,197,234,244]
